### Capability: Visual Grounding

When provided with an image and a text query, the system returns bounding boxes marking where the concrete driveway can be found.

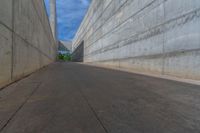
[0,62,200,133]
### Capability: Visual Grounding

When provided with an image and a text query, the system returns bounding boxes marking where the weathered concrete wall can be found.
[0,0,57,88]
[50,0,57,40]
[73,0,200,80]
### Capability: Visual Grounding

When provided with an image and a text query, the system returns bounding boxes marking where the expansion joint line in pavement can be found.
[0,82,42,132]
[76,86,109,133]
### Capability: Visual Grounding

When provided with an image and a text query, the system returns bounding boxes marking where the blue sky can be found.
[44,0,91,41]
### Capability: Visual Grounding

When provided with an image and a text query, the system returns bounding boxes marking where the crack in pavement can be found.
[0,82,42,132]
[72,71,109,133]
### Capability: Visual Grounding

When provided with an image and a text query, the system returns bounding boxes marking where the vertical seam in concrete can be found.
[11,0,15,81]
[162,0,166,75]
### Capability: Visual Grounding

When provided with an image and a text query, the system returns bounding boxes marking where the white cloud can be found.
[80,0,90,6]
[45,0,91,40]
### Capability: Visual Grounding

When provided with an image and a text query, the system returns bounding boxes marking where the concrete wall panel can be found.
[13,35,32,80]
[0,0,56,88]
[0,25,12,88]
[0,0,12,28]
[73,0,200,80]
[164,51,200,80]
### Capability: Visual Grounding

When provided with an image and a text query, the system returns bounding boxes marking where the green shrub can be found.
[58,53,72,61]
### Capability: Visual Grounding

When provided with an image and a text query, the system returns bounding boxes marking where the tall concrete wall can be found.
[73,0,200,80]
[50,0,57,40]
[0,0,57,88]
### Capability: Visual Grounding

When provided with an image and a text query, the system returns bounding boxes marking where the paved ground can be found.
[0,62,200,133]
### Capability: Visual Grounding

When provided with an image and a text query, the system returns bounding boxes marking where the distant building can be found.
[58,41,72,55]
[60,41,72,51]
